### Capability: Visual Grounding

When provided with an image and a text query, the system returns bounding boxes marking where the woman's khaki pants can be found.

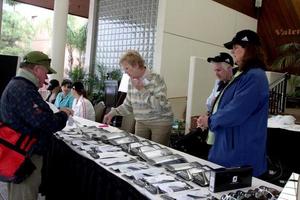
[135,120,172,146]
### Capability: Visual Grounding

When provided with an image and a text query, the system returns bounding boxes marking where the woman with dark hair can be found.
[71,81,95,121]
[54,79,74,109]
[197,30,269,177]
[46,79,61,103]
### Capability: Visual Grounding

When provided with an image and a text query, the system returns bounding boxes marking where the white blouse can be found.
[72,95,95,121]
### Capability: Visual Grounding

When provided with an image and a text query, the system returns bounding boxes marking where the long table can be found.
[267,127,300,175]
[41,116,282,200]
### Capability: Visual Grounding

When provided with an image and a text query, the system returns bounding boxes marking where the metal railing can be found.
[269,73,289,115]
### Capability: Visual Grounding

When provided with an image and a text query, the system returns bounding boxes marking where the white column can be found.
[84,0,97,74]
[50,0,69,82]
[153,0,166,75]
[0,0,3,34]
[185,56,215,133]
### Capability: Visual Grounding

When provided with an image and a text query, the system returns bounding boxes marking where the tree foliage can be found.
[271,42,300,75]
[271,42,300,96]
[68,64,123,104]
[68,65,86,82]
[5,0,18,7]
[66,16,87,72]
[0,10,35,55]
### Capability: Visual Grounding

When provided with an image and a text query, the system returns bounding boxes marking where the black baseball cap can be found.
[224,29,261,49]
[47,79,60,90]
[207,52,234,66]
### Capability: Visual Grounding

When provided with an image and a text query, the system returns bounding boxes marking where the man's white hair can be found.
[221,62,232,70]
[213,62,232,71]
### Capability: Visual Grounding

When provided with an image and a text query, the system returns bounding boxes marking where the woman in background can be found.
[46,79,60,103]
[71,81,95,121]
[54,79,74,109]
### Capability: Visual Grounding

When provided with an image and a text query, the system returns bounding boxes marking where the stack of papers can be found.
[96,144,122,152]
[161,189,211,200]
[143,174,176,184]
[97,151,127,159]
[139,148,173,161]
[99,157,135,166]
[123,168,165,180]
[100,132,129,141]
[147,154,187,166]
[165,162,202,172]
[153,181,191,193]
[111,163,149,173]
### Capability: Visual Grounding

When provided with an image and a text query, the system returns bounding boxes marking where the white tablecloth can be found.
[60,116,282,199]
[268,115,300,132]
[278,173,299,200]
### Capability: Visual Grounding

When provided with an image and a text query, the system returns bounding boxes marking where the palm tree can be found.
[75,23,87,67]
[272,42,300,75]
[5,0,18,7]
[66,17,76,72]
[66,16,87,73]
[272,42,300,96]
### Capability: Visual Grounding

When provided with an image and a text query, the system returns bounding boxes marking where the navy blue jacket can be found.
[0,77,68,154]
[208,68,268,176]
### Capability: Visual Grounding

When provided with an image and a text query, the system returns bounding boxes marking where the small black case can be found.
[209,165,252,193]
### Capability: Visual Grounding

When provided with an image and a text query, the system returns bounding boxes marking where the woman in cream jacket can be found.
[71,81,95,121]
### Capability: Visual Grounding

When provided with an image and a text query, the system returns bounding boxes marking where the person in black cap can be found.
[45,79,61,104]
[54,79,74,109]
[0,51,73,200]
[197,29,269,177]
[71,81,95,121]
[205,52,234,112]
[176,52,234,160]
[196,52,235,147]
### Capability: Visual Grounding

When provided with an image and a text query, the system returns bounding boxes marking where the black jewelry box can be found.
[209,165,252,193]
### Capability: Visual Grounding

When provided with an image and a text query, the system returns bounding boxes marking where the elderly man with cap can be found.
[205,52,235,113]
[172,52,235,160]
[197,30,269,177]
[0,51,73,200]
[196,52,235,147]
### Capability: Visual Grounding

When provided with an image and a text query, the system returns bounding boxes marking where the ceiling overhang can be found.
[15,0,89,18]
[14,0,256,20]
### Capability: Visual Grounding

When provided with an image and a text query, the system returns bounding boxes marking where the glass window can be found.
[94,0,158,70]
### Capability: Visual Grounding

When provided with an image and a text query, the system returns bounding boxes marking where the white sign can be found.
[118,73,130,93]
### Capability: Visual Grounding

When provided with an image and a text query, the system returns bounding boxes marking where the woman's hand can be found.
[131,78,144,90]
[103,113,113,124]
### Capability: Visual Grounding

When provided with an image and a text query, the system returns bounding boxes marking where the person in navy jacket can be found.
[197,30,269,177]
[0,51,73,200]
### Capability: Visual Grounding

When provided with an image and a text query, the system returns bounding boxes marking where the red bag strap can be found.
[0,122,36,155]
[0,137,27,155]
